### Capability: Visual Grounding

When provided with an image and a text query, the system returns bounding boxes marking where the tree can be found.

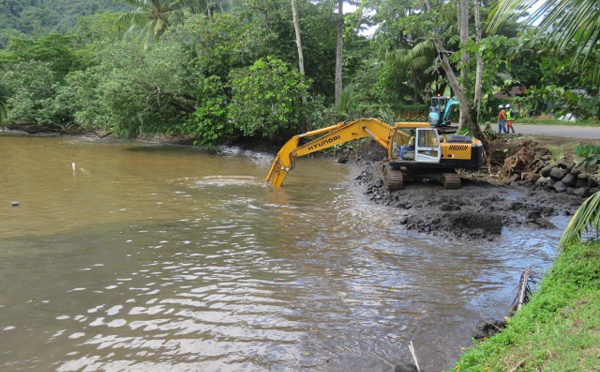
[0,74,8,130]
[291,0,309,129]
[334,0,343,106]
[559,191,600,249]
[422,0,486,147]
[3,61,58,126]
[228,57,309,139]
[489,0,600,85]
[117,0,185,45]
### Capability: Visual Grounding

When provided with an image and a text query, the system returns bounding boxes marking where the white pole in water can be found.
[72,162,76,175]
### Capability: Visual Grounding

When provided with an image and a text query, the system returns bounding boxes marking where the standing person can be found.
[497,105,507,134]
[505,104,516,133]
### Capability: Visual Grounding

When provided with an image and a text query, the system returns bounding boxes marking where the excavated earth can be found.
[341,138,590,242]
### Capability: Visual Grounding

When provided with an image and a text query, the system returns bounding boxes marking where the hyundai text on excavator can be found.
[265,118,484,190]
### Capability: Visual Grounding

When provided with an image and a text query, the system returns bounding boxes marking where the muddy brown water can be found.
[0,136,568,371]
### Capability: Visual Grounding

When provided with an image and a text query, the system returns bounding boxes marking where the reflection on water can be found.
[0,136,567,371]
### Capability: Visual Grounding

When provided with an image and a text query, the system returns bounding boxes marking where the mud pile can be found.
[352,162,583,241]
[346,134,599,241]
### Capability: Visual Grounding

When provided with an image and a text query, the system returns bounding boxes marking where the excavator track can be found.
[382,163,404,191]
[442,172,461,189]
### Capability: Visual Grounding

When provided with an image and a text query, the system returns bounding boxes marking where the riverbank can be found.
[452,239,600,371]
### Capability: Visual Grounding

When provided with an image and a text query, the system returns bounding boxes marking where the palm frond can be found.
[558,191,600,250]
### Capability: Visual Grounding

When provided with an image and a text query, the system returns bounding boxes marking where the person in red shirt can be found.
[498,105,507,134]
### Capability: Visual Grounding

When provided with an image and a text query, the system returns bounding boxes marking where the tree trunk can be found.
[422,0,487,150]
[473,0,484,119]
[458,0,469,129]
[334,0,343,107]
[291,0,310,129]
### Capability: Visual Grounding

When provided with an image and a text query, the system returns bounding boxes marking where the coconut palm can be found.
[118,0,186,45]
[488,0,599,60]
[559,191,600,249]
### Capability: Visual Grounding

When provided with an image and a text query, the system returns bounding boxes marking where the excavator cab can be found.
[428,96,459,127]
[392,127,441,164]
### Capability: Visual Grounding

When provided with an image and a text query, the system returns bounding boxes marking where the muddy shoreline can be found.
[340,138,592,242]
[352,160,582,241]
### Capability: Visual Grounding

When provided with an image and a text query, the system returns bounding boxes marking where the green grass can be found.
[547,145,566,163]
[452,240,600,372]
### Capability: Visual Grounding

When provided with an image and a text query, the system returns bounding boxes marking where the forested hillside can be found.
[0,0,598,147]
[0,0,130,47]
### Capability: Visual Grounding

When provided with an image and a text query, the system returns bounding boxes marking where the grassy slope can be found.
[452,241,600,371]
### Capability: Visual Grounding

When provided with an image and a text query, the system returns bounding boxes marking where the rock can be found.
[527,218,556,229]
[395,363,420,372]
[540,165,553,177]
[576,173,589,188]
[11,201,20,207]
[536,176,549,185]
[554,181,567,193]
[336,150,349,164]
[573,187,590,198]
[509,202,524,210]
[561,173,576,187]
[440,203,461,211]
[590,187,600,195]
[549,167,567,181]
[565,187,575,195]
[570,166,584,176]
[555,159,574,170]
[589,175,599,188]
[472,318,507,340]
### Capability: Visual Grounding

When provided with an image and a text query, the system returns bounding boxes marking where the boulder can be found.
[549,167,568,181]
[561,173,576,187]
[527,217,556,229]
[573,187,590,198]
[555,159,574,170]
[540,165,553,177]
[576,173,589,188]
[589,175,599,188]
[542,178,555,190]
[472,318,507,340]
[336,150,349,164]
[570,166,584,176]
[440,203,461,211]
[554,181,567,193]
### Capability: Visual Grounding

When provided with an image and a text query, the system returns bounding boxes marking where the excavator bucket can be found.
[264,135,301,186]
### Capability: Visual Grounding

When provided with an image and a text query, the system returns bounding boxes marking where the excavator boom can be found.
[265,118,431,187]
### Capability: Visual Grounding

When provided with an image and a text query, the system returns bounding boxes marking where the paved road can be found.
[501,124,600,139]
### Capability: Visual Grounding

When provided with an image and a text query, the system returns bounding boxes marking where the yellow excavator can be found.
[265,118,484,190]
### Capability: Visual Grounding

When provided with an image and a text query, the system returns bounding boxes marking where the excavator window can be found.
[418,130,438,147]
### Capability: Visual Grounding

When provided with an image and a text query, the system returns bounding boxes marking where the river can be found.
[0,135,566,371]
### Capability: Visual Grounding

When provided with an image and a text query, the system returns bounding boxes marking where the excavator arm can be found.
[265,118,400,187]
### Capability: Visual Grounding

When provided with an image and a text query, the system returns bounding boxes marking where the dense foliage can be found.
[0,0,598,145]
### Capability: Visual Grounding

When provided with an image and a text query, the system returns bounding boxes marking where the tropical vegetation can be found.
[0,0,598,147]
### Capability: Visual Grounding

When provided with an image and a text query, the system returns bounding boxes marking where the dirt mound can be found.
[488,138,553,177]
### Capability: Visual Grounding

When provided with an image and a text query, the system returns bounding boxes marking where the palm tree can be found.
[118,0,186,45]
[488,0,599,62]
[559,191,600,249]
